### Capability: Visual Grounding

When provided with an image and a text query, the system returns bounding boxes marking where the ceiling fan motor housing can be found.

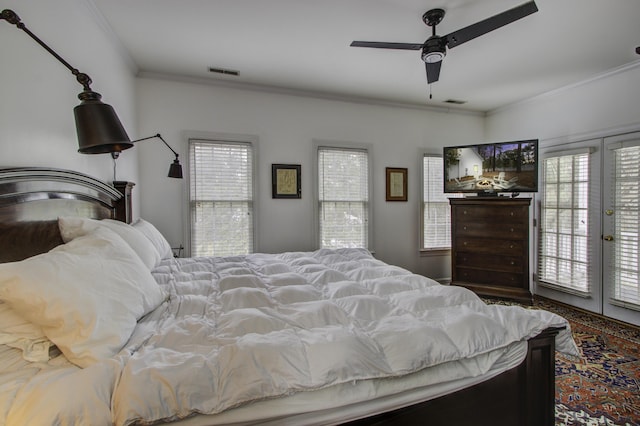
[422,36,446,63]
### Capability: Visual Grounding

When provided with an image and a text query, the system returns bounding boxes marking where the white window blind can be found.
[189,140,254,257]
[422,155,460,250]
[538,151,591,295]
[609,144,640,308]
[318,147,369,248]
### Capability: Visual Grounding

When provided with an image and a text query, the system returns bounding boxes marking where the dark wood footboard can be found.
[346,327,562,426]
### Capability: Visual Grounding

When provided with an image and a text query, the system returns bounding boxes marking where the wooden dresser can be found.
[450,197,532,304]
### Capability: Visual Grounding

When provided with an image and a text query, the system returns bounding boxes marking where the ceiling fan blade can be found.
[444,1,538,49]
[426,61,441,84]
[350,41,423,50]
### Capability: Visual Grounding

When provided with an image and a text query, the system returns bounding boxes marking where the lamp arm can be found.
[1,9,93,91]
[131,133,180,158]
[156,134,180,158]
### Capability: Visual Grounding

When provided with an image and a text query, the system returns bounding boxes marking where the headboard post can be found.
[112,181,135,224]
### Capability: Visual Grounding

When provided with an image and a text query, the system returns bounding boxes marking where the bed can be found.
[0,167,579,426]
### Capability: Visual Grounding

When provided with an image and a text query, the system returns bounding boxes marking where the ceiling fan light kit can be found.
[422,49,444,64]
[351,1,538,86]
[422,38,446,63]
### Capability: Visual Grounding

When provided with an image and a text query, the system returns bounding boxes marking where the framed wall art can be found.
[386,167,407,201]
[272,164,301,199]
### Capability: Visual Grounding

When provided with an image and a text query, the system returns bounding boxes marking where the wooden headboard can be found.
[0,167,134,262]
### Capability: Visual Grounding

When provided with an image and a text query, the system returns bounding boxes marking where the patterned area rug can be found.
[485,298,640,426]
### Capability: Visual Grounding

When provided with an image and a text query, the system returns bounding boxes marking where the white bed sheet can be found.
[1,248,578,425]
[163,340,528,426]
[0,340,526,426]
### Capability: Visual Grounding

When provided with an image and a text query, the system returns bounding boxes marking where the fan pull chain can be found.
[429,85,433,100]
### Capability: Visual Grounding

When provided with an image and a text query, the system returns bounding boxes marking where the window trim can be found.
[313,140,373,250]
[185,131,259,257]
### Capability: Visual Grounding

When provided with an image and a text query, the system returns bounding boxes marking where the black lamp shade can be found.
[168,159,183,179]
[2,10,133,155]
[74,91,133,154]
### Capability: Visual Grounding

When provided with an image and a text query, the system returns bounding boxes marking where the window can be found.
[189,139,254,257]
[317,146,369,248]
[538,150,591,295]
[422,154,459,250]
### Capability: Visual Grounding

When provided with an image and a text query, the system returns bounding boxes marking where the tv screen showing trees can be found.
[443,139,538,194]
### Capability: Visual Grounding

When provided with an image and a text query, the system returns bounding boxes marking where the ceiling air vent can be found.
[444,99,467,105]
[208,67,240,76]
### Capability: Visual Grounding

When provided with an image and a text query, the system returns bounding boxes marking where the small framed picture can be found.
[272,164,301,199]
[386,167,407,201]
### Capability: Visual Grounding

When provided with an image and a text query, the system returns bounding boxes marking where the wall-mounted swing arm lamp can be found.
[1,9,133,154]
[112,133,183,179]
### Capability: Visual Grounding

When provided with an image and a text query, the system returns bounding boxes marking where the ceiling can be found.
[91,0,640,113]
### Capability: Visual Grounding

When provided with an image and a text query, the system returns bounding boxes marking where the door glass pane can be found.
[538,152,591,295]
[609,145,640,307]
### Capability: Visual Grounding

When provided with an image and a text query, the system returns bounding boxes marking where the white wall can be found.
[486,64,640,142]
[0,0,138,190]
[136,76,485,278]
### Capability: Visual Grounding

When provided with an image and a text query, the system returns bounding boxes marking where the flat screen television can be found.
[443,139,538,195]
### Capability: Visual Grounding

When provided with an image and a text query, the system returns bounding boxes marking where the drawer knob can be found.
[463,226,467,230]
[510,227,514,232]
[510,244,514,249]
[510,261,515,265]
[463,210,468,215]
[463,241,468,246]
[510,211,514,216]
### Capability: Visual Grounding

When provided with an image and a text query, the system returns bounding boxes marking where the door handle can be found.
[603,235,614,241]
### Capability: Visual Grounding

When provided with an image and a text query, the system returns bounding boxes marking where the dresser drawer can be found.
[455,205,528,222]
[455,267,524,288]
[456,221,527,239]
[456,252,524,273]
[454,237,524,255]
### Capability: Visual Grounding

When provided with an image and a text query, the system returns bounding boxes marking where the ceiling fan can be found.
[350,1,538,85]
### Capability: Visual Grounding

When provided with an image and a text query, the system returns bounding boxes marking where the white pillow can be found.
[0,227,166,368]
[132,218,174,260]
[0,301,52,362]
[58,217,161,269]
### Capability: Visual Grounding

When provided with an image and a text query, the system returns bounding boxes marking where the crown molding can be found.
[83,0,139,75]
[488,59,640,116]
[137,71,485,117]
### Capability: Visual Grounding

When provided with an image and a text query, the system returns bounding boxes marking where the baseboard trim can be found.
[534,295,640,332]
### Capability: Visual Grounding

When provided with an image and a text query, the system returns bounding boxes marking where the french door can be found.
[602,133,640,325]
[536,132,640,327]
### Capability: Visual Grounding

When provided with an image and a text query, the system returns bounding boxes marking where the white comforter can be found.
[3,248,578,425]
